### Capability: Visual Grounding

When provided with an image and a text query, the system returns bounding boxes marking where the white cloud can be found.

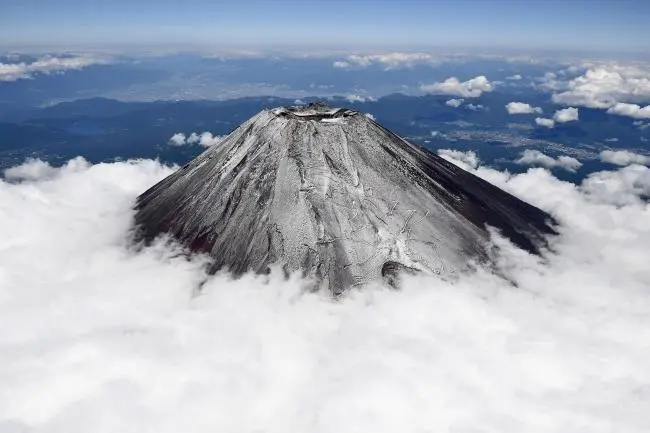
[466,103,485,111]
[309,83,333,89]
[581,164,650,205]
[191,132,223,147]
[332,52,436,70]
[600,150,650,166]
[437,149,480,169]
[168,133,187,146]
[551,65,650,109]
[345,94,375,103]
[506,74,522,80]
[553,107,579,123]
[537,71,563,91]
[516,149,582,172]
[0,54,111,82]
[634,120,650,130]
[535,117,555,128]
[4,158,76,181]
[445,98,464,108]
[168,132,224,148]
[2,156,650,432]
[607,103,650,119]
[364,113,376,121]
[505,102,543,115]
[421,76,494,98]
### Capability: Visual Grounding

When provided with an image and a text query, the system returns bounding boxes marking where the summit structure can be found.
[134,103,555,293]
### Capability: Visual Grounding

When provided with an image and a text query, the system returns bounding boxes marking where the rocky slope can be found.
[134,103,555,293]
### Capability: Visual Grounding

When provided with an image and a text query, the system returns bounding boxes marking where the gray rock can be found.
[134,103,555,293]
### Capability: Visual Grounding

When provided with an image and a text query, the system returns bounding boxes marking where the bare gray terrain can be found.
[134,103,556,293]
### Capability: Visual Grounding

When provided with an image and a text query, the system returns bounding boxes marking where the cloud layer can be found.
[1,156,649,432]
[0,55,111,82]
[421,76,493,98]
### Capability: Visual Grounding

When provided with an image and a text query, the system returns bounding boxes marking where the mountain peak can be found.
[272,102,358,121]
[134,106,555,294]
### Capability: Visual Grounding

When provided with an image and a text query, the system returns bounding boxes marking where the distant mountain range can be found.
[1,95,648,182]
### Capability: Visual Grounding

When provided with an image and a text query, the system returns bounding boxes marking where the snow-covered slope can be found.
[134,103,555,293]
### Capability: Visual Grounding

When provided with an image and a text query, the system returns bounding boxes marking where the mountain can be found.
[133,103,556,294]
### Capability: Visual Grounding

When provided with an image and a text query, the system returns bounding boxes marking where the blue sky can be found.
[1,0,649,53]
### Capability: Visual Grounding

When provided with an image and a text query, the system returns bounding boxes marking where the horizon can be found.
[2,0,649,54]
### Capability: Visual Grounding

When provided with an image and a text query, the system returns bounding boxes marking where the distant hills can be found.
[1,95,648,181]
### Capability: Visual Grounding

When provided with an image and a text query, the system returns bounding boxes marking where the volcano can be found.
[134,103,555,293]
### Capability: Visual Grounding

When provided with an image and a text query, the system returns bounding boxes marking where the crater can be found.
[273,102,358,122]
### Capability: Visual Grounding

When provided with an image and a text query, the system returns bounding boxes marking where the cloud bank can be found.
[0,54,111,82]
[1,156,649,432]
[505,102,543,115]
[168,132,224,147]
[421,76,494,98]
[516,149,582,172]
